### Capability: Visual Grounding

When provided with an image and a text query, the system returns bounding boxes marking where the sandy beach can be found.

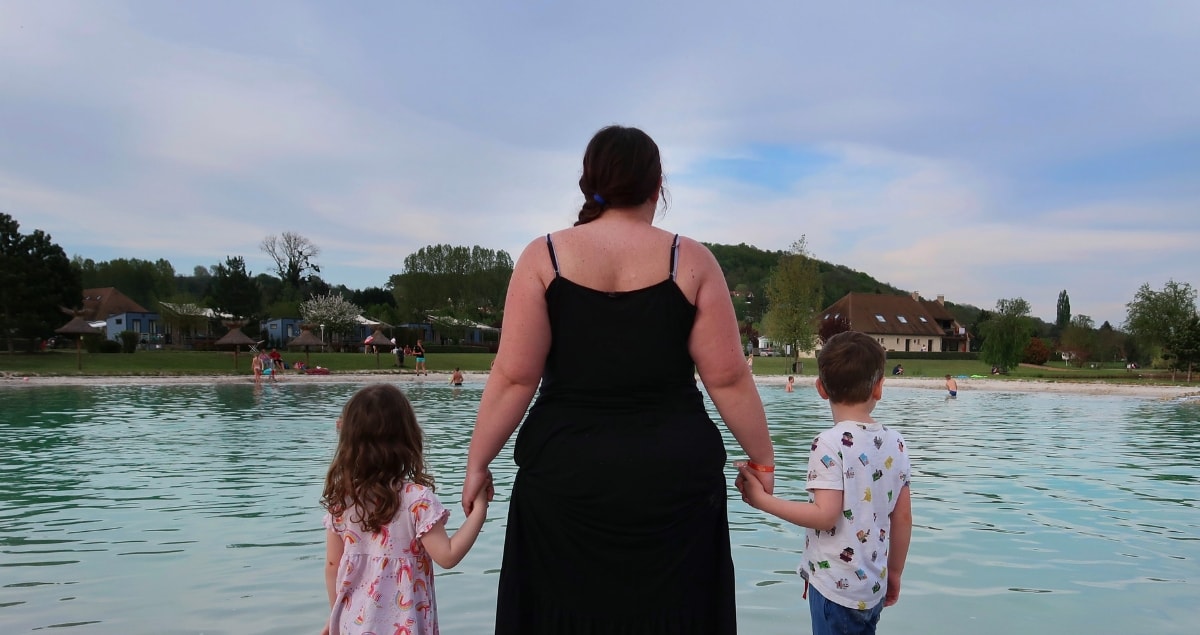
[2,370,1196,400]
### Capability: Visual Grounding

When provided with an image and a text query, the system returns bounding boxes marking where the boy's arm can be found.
[419,498,487,569]
[736,466,843,530]
[885,485,912,607]
[324,529,343,607]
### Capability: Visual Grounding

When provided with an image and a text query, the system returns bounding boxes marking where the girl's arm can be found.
[464,238,552,513]
[324,528,343,608]
[420,492,489,569]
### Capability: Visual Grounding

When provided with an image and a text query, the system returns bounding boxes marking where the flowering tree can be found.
[299,293,361,339]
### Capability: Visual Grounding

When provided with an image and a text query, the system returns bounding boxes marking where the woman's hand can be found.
[462,467,494,516]
[734,464,774,506]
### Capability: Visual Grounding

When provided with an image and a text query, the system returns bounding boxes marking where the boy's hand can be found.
[734,465,771,507]
[885,571,902,606]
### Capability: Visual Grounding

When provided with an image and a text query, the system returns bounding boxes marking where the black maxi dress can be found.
[495,235,735,634]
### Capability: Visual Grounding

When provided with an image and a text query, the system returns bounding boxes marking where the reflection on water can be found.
[1,381,1198,634]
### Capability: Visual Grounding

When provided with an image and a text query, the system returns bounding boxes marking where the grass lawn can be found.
[2,349,1193,388]
[751,356,1195,387]
[0,349,497,377]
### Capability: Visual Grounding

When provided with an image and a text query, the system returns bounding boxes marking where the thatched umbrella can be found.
[365,329,394,369]
[286,326,325,366]
[214,322,258,370]
[54,312,102,370]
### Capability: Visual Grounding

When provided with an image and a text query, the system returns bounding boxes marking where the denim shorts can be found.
[808,584,884,635]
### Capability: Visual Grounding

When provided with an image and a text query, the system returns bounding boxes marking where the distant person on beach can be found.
[260,354,277,382]
[269,348,283,371]
[251,354,264,383]
[320,384,491,635]
[945,374,958,398]
[414,340,427,376]
[892,363,904,376]
[786,375,796,392]
[736,331,912,635]
[450,368,464,386]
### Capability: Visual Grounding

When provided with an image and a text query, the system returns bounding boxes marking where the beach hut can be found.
[286,326,325,366]
[364,329,394,369]
[54,312,102,371]
[214,322,258,370]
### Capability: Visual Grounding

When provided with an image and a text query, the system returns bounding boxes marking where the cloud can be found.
[0,0,1196,329]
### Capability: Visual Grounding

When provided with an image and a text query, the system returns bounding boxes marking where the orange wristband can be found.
[747,461,775,473]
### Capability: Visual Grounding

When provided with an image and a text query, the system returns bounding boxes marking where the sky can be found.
[2,1,1197,327]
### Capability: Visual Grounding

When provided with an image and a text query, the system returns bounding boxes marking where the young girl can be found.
[320,384,490,635]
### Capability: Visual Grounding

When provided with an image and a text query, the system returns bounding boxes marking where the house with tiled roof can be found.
[818,292,969,353]
[75,287,161,342]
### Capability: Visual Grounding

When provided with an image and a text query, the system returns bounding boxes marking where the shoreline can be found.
[2,371,1197,400]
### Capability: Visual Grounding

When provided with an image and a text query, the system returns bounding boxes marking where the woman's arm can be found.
[463,238,552,513]
[681,239,775,490]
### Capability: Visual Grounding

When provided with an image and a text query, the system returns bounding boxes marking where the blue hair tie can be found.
[592,193,606,205]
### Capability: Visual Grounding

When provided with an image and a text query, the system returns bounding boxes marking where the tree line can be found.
[2,212,1196,376]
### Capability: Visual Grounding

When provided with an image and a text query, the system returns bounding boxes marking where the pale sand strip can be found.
[1,371,1197,400]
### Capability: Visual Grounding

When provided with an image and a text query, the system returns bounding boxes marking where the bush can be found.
[1022,337,1051,365]
[885,351,979,361]
[97,339,123,354]
[119,330,140,354]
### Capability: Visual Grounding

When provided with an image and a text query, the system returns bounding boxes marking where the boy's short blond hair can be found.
[817,331,886,404]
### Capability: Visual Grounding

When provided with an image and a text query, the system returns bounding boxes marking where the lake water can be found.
[1,380,1198,634]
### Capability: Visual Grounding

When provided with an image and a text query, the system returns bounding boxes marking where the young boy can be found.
[736,331,912,634]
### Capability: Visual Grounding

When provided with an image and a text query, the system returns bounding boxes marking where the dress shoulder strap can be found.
[669,234,681,281]
[546,234,561,277]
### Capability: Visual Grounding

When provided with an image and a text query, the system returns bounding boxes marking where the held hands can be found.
[462,467,495,516]
[734,464,775,507]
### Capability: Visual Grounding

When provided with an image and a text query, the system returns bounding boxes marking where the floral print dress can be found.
[323,483,450,635]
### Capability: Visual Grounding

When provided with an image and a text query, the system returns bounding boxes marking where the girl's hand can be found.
[462,467,493,516]
[470,474,493,518]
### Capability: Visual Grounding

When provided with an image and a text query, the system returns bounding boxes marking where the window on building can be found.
[875,314,886,322]
[918,316,928,323]
[897,315,908,324]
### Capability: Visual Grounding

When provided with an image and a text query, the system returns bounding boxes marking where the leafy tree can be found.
[818,313,852,345]
[389,245,513,324]
[1055,290,1071,337]
[0,214,82,351]
[1163,314,1200,381]
[1124,280,1197,363]
[172,265,213,299]
[207,257,261,320]
[261,231,321,289]
[980,297,1034,372]
[73,256,176,307]
[1095,321,1127,363]
[299,293,362,340]
[1022,337,1052,365]
[762,237,823,359]
[1059,315,1097,367]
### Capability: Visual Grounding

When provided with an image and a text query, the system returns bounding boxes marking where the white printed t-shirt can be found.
[800,420,911,610]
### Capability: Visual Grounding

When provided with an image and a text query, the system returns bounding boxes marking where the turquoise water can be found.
[1,380,1198,634]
